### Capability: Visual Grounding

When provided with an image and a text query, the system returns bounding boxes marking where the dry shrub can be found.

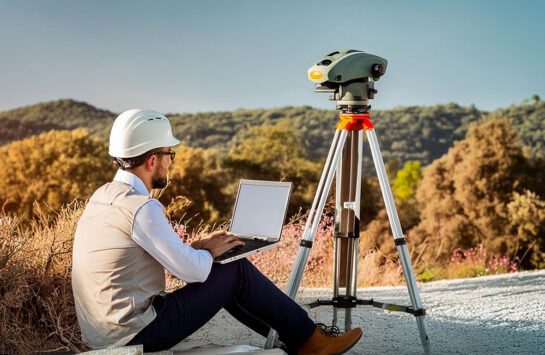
[357,249,404,287]
[247,212,335,288]
[0,203,88,354]
[409,118,533,263]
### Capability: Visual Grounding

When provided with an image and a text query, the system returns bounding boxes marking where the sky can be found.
[1,0,544,114]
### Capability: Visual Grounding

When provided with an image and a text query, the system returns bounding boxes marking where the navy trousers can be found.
[126,258,316,353]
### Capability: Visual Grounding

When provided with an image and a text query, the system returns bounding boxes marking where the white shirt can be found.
[113,169,213,283]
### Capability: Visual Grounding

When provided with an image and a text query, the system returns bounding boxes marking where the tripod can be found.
[265,113,431,354]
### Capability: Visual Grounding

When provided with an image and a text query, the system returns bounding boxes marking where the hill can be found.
[0,99,115,146]
[1,99,543,167]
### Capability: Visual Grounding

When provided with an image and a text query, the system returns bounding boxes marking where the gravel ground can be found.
[183,270,545,354]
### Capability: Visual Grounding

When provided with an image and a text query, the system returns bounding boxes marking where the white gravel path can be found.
[183,270,545,354]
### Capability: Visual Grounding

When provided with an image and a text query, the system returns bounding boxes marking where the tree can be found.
[0,129,114,221]
[223,120,321,216]
[393,161,422,200]
[408,118,533,264]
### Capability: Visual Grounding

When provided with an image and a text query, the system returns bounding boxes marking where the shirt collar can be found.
[113,169,150,196]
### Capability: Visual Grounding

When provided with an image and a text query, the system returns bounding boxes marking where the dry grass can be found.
[0,203,88,354]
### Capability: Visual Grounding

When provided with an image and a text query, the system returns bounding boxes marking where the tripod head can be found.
[308,49,388,113]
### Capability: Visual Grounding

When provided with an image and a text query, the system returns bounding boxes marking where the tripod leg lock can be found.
[300,240,313,248]
[394,238,406,246]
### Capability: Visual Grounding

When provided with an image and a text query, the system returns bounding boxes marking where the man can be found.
[72,109,362,354]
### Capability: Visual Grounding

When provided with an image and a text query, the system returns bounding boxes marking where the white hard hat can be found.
[109,109,180,158]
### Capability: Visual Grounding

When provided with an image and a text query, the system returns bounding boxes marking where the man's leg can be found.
[224,298,271,338]
[127,259,315,352]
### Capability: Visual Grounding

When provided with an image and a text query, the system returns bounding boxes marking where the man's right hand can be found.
[198,230,245,259]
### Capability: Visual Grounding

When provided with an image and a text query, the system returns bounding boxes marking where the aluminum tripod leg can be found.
[366,128,431,354]
[264,129,348,349]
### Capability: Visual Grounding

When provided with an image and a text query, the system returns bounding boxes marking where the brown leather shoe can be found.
[298,324,362,355]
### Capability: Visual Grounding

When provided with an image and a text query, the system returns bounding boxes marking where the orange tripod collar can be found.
[336,113,374,131]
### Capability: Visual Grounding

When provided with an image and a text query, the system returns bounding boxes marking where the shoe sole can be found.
[334,331,363,355]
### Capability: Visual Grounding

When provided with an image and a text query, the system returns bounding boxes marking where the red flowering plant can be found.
[447,244,517,279]
[247,211,336,288]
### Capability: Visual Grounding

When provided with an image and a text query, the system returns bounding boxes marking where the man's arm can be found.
[132,200,214,283]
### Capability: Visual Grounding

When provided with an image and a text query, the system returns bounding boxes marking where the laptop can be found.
[214,179,292,264]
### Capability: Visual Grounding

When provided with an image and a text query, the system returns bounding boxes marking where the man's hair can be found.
[112,147,165,170]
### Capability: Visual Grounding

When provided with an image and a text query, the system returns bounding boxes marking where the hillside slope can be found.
[1,99,543,167]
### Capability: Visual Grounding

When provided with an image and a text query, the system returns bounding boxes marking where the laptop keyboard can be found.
[215,239,273,261]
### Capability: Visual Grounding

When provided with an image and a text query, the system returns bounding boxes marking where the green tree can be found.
[223,120,321,216]
[0,129,114,221]
[393,161,422,200]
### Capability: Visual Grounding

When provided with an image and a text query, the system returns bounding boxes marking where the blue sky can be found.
[1,0,544,114]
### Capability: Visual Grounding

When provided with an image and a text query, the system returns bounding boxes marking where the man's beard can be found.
[151,170,168,189]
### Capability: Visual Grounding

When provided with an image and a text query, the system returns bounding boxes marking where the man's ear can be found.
[146,155,155,171]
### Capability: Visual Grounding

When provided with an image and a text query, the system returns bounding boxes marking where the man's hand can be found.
[193,230,245,259]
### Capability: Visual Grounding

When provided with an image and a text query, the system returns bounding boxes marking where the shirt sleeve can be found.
[131,199,213,283]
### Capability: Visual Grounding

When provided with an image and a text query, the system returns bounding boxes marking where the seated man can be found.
[71,109,362,354]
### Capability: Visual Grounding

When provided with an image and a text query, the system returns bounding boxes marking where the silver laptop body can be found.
[214,179,292,264]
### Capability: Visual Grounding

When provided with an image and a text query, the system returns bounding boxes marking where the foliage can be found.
[362,198,421,257]
[393,161,422,200]
[0,99,114,146]
[408,118,545,266]
[486,100,545,159]
[223,120,322,217]
[3,99,544,175]
[507,190,545,268]
[158,145,232,228]
[0,129,115,221]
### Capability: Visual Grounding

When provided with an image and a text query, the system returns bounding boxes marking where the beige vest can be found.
[72,181,165,349]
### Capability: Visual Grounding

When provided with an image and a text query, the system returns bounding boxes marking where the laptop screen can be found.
[229,180,292,240]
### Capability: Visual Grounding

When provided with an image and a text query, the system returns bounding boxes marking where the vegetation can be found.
[159,145,232,226]
[2,98,544,170]
[0,205,87,353]
[223,120,322,217]
[393,161,422,200]
[0,129,115,222]
[408,118,545,269]
[0,99,114,146]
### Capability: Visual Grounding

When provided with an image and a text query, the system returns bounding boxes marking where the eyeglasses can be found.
[151,151,176,162]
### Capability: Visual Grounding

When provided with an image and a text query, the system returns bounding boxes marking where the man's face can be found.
[151,148,173,189]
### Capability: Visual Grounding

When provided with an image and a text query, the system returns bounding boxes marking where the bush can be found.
[0,129,114,222]
[408,118,529,262]
[247,212,335,288]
